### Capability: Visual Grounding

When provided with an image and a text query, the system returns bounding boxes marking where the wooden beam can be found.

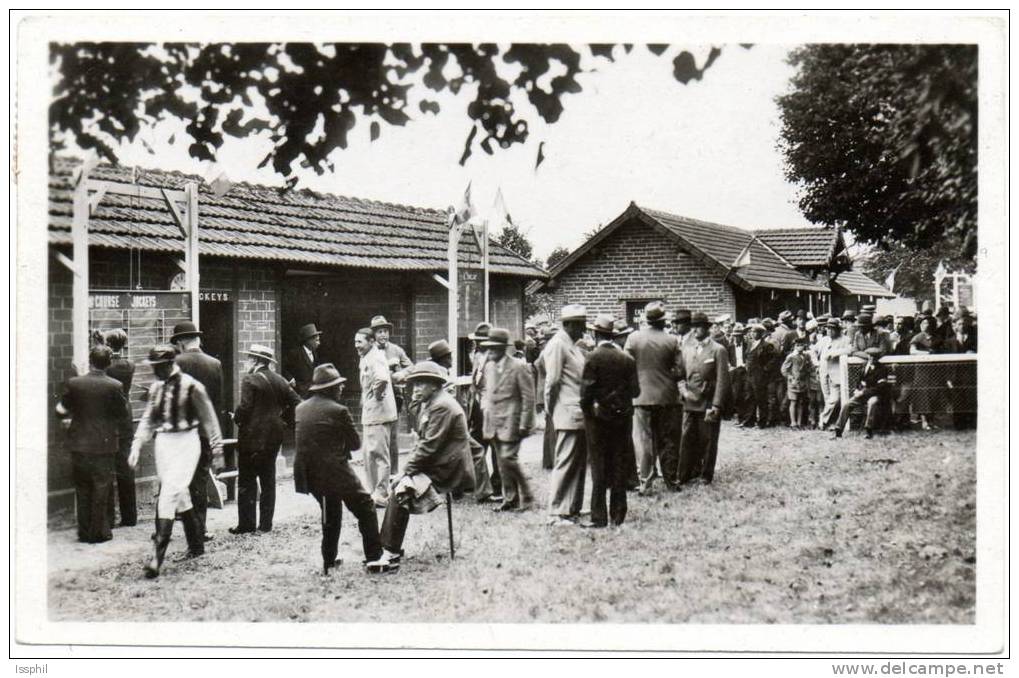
[88,179,186,202]
[162,188,188,239]
[431,273,450,289]
[72,172,91,375]
[87,184,109,216]
[185,182,200,327]
[55,252,81,277]
[174,257,187,273]
[448,214,460,373]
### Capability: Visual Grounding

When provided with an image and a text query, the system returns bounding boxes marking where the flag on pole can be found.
[884,263,901,292]
[207,165,234,198]
[454,181,477,226]
[934,260,947,280]
[492,188,513,227]
[731,238,754,269]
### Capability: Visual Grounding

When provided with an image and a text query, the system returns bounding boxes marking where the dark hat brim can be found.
[170,330,203,341]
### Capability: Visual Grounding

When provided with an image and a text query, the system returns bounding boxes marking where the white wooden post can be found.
[71,171,91,376]
[482,219,490,324]
[447,214,460,374]
[186,182,200,326]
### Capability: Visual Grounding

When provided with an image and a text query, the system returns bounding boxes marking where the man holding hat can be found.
[230,344,301,534]
[285,323,324,399]
[171,321,223,542]
[581,315,640,527]
[677,312,731,486]
[481,327,536,511]
[293,363,392,575]
[370,315,412,473]
[624,301,683,494]
[355,327,398,506]
[545,304,590,523]
[128,344,223,578]
[368,361,476,571]
[832,347,890,440]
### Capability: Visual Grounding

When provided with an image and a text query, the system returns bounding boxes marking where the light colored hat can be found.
[560,304,588,322]
[468,322,491,341]
[404,360,451,385]
[370,315,393,330]
[643,301,666,322]
[308,363,347,391]
[588,314,616,334]
[428,339,452,361]
[145,344,178,365]
[480,327,511,347]
[242,344,277,363]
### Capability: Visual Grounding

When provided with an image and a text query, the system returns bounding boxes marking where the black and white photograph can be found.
[11,10,1008,660]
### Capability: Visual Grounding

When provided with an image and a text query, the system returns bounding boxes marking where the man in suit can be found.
[285,323,323,399]
[293,363,392,575]
[172,321,223,541]
[103,328,137,527]
[370,315,412,473]
[768,310,796,426]
[56,344,133,543]
[367,361,476,572]
[545,305,589,524]
[818,318,851,429]
[832,347,890,440]
[624,301,683,494]
[355,328,398,506]
[466,322,503,496]
[725,323,747,422]
[677,312,731,486]
[481,327,535,512]
[581,315,640,527]
[740,324,776,428]
[230,344,301,534]
[849,313,892,359]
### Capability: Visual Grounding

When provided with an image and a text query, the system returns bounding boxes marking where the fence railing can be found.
[839,353,977,417]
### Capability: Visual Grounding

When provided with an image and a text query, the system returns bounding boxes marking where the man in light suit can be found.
[481,327,536,512]
[624,301,683,494]
[677,312,731,486]
[544,304,589,525]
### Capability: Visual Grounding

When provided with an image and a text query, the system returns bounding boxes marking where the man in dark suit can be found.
[293,363,391,575]
[740,324,777,428]
[56,345,133,543]
[172,321,223,541]
[368,361,476,572]
[103,328,137,527]
[581,315,640,527]
[481,327,535,511]
[285,323,323,399]
[677,312,731,486]
[231,344,301,533]
[832,347,890,440]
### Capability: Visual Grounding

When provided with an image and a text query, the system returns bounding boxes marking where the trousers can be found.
[820,375,842,429]
[677,410,721,485]
[835,390,882,433]
[548,429,587,517]
[541,412,556,470]
[492,438,532,506]
[468,400,501,494]
[362,422,394,500]
[585,416,630,526]
[187,436,212,534]
[73,452,115,543]
[107,442,137,527]
[313,489,383,565]
[632,404,681,491]
[237,448,278,531]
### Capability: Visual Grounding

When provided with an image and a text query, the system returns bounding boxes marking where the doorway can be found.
[199,297,235,436]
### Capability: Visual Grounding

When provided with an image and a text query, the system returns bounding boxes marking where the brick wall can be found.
[549,218,737,320]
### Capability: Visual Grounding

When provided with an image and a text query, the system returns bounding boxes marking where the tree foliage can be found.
[51,42,740,187]
[545,246,571,269]
[777,44,977,257]
[494,221,535,262]
[857,239,974,308]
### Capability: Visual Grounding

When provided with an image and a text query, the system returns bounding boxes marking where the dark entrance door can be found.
[199,297,235,436]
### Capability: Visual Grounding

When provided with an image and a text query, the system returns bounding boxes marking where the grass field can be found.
[48,424,976,624]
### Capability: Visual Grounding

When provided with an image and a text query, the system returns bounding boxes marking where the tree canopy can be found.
[776,44,977,257]
[545,246,571,269]
[50,42,738,188]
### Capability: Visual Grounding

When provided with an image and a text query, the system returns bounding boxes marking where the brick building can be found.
[47,159,543,516]
[538,203,891,324]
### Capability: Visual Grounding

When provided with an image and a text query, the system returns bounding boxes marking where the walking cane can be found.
[446,493,455,560]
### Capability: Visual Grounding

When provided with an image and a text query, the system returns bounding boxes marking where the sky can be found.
[85,43,815,262]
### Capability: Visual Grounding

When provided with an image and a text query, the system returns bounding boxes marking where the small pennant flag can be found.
[732,238,754,269]
[934,259,948,280]
[208,166,234,198]
[884,263,901,292]
[492,188,513,227]
[454,181,477,226]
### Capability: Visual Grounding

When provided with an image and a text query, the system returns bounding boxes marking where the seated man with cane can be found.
[367,361,476,572]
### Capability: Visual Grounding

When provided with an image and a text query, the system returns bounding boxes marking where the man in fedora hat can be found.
[818,317,851,429]
[367,361,476,571]
[285,323,324,399]
[672,309,694,349]
[768,310,796,426]
[849,313,891,360]
[129,344,223,578]
[545,305,590,524]
[171,321,223,542]
[739,323,777,428]
[230,344,301,534]
[55,344,133,543]
[581,315,640,527]
[726,323,747,423]
[466,321,502,498]
[293,363,393,575]
[832,347,890,440]
[370,315,412,473]
[481,327,535,511]
[102,328,138,528]
[676,312,731,486]
[354,327,398,506]
[624,301,683,494]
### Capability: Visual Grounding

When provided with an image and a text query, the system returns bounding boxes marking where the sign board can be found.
[625,299,656,327]
[199,290,232,303]
[457,268,486,335]
[89,291,191,313]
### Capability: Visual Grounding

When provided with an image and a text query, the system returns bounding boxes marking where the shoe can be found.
[323,558,343,575]
[864,429,874,440]
[547,516,576,527]
[493,502,519,512]
[365,549,403,573]
[120,521,137,528]
[831,430,843,440]
[579,521,607,529]
[144,518,174,579]
[475,494,497,505]
[515,499,534,512]
[228,526,256,535]
[173,550,204,563]
[257,526,272,533]
[203,533,215,543]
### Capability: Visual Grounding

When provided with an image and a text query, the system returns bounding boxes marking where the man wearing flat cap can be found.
[624,301,683,494]
[677,312,731,485]
[370,315,412,473]
[481,327,535,511]
[171,321,223,541]
[367,361,476,572]
[581,315,640,527]
[354,328,398,506]
[285,323,324,399]
[231,344,301,534]
[293,363,392,575]
[545,304,590,523]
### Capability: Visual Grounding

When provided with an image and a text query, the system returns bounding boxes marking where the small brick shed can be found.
[46,158,544,516]
[537,203,892,324]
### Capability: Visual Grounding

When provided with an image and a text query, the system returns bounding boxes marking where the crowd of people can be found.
[55,299,976,580]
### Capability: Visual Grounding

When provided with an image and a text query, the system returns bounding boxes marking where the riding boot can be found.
[144,518,174,579]
[180,509,205,559]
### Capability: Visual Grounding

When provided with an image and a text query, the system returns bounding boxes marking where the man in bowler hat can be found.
[286,323,324,399]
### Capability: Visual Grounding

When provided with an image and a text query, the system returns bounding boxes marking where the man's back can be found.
[235,367,300,451]
[59,371,132,455]
[175,349,224,411]
[624,327,680,406]
[581,343,640,419]
[105,356,135,397]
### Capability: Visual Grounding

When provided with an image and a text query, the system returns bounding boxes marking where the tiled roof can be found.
[638,207,831,292]
[753,227,842,267]
[830,268,895,298]
[48,158,546,278]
